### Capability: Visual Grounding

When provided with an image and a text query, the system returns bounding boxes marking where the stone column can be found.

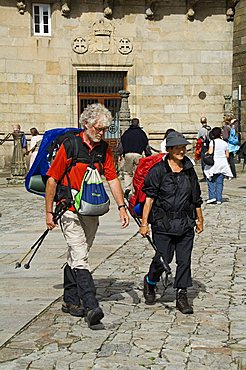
[10,131,27,183]
[118,90,131,134]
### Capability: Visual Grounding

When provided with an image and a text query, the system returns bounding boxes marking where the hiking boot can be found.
[143,275,156,305]
[85,307,104,330]
[62,302,85,317]
[176,289,193,314]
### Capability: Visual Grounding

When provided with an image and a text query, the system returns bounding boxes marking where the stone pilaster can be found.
[224,95,233,117]
[118,90,131,134]
[10,132,26,183]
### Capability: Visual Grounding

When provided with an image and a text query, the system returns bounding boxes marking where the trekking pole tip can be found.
[15,262,21,269]
[24,263,30,269]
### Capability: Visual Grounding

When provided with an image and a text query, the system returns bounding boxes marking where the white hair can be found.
[79,103,112,128]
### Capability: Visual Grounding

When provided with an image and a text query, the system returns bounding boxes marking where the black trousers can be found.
[147,228,194,289]
[228,152,237,178]
[63,264,80,305]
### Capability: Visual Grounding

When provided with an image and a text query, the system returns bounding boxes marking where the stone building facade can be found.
[0,0,243,168]
[232,0,246,139]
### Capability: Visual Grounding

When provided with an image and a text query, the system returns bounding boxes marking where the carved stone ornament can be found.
[104,0,114,19]
[118,90,131,133]
[226,0,240,22]
[186,0,199,21]
[118,38,133,55]
[16,1,26,14]
[90,19,114,53]
[72,37,88,54]
[145,1,158,20]
[61,0,71,17]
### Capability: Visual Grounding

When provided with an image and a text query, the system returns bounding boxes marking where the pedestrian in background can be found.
[222,117,240,178]
[139,131,203,315]
[120,118,152,198]
[27,127,42,169]
[45,103,129,329]
[160,128,175,153]
[204,127,233,205]
[196,117,211,182]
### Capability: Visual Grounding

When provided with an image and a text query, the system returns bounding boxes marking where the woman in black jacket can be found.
[139,131,203,314]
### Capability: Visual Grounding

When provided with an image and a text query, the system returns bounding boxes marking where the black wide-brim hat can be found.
[166,131,191,148]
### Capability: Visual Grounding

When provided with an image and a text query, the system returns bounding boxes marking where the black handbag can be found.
[203,140,215,166]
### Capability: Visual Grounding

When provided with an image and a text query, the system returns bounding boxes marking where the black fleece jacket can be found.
[121,125,148,155]
[143,155,203,235]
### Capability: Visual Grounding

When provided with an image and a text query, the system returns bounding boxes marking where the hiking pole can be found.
[15,201,68,270]
[124,196,171,275]
[15,230,49,269]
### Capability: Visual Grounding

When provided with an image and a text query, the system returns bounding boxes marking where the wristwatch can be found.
[118,204,127,211]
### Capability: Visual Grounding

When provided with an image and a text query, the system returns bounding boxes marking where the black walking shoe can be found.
[143,275,156,305]
[176,289,193,314]
[85,307,104,330]
[62,302,85,317]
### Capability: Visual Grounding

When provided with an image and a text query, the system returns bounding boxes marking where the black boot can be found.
[143,275,156,305]
[176,289,193,314]
[62,265,85,317]
[75,269,104,329]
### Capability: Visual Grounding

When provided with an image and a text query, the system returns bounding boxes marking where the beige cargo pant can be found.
[60,210,99,270]
[123,152,142,192]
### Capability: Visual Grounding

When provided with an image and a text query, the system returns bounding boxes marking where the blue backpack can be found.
[25,127,82,197]
[228,127,239,146]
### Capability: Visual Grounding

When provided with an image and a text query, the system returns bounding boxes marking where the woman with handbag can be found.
[204,127,233,205]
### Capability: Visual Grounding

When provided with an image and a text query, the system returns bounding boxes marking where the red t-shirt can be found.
[47,132,117,191]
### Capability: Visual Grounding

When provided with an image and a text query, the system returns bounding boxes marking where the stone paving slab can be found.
[0,165,246,369]
[0,184,136,348]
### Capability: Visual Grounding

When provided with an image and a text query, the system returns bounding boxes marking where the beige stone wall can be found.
[0,0,233,167]
[232,0,246,140]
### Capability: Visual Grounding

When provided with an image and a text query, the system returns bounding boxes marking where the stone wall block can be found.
[201,51,233,63]
[0,26,8,37]
[6,60,44,75]
[46,61,61,75]
[152,51,169,63]
[6,74,33,84]
[168,50,201,63]
[0,60,5,73]
[193,64,222,76]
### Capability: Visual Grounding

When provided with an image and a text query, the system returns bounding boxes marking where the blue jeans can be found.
[207,174,224,202]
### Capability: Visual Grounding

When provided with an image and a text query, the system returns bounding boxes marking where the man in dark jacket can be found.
[120,118,151,196]
[139,131,203,314]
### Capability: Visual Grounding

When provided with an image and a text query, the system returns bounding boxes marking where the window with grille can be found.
[77,71,127,139]
[32,4,51,36]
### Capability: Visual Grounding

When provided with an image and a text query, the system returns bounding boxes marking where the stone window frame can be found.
[32,3,51,36]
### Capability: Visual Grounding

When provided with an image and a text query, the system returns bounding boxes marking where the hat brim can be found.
[166,138,191,147]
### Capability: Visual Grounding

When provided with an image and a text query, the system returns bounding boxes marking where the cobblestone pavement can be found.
[0,167,245,370]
